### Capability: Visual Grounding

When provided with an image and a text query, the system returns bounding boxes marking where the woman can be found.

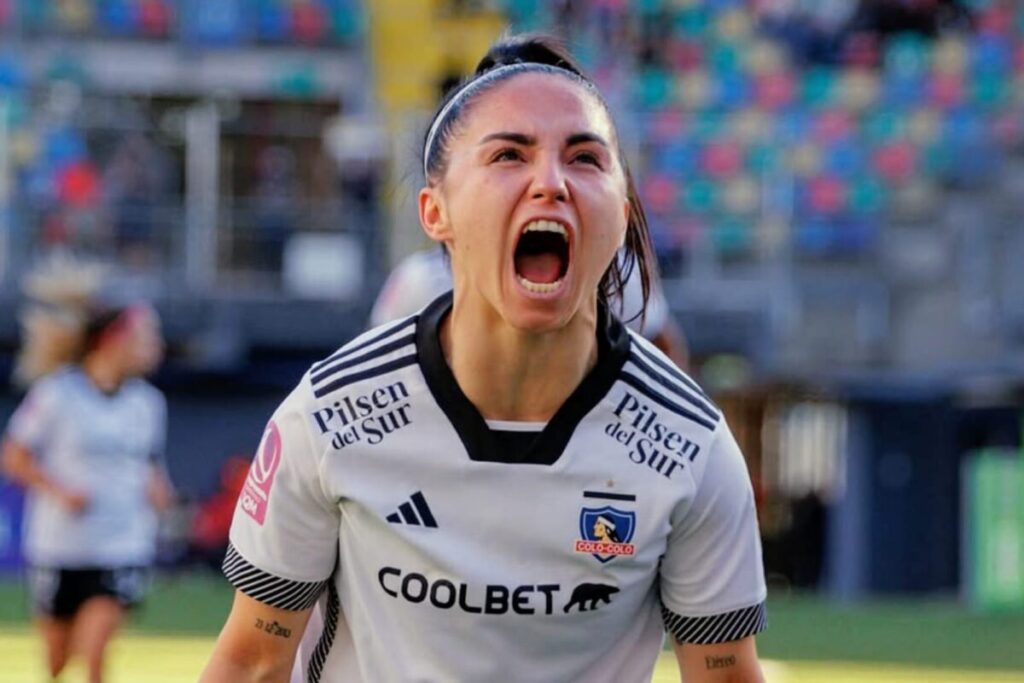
[202,34,766,683]
[1,262,172,683]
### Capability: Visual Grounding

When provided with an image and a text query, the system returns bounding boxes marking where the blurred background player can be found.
[0,259,173,683]
[371,245,691,369]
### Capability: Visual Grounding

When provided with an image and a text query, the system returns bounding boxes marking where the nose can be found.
[530,153,568,203]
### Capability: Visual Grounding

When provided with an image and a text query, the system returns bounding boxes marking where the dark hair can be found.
[82,305,130,354]
[421,33,657,324]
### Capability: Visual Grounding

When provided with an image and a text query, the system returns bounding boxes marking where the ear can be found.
[419,187,453,244]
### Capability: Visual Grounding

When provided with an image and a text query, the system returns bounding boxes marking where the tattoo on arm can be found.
[705,654,737,670]
[254,617,292,638]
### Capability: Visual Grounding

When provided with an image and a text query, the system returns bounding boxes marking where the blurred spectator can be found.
[103,133,170,268]
[846,0,974,41]
[760,0,973,65]
[249,145,300,275]
[187,456,249,572]
[759,0,859,64]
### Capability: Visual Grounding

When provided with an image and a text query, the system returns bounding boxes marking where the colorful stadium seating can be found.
[1,0,1021,266]
[0,0,362,45]
[493,0,1024,263]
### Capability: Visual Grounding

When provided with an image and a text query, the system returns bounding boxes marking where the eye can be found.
[572,150,603,168]
[491,147,523,163]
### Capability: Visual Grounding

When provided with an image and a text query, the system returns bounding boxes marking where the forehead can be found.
[460,72,615,141]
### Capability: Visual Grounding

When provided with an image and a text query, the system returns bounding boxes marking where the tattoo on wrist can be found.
[705,655,737,670]
[254,617,292,638]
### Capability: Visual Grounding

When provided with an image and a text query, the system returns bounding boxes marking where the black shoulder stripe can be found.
[311,317,416,374]
[312,353,418,399]
[307,575,341,683]
[619,371,718,431]
[222,543,326,611]
[628,352,719,422]
[662,601,767,645]
[631,338,712,402]
[311,333,416,387]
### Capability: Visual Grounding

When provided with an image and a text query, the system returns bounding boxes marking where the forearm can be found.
[2,439,65,497]
[199,649,294,683]
[146,463,176,512]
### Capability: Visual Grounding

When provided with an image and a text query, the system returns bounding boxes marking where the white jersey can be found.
[5,366,167,568]
[370,248,670,339]
[226,294,766,683]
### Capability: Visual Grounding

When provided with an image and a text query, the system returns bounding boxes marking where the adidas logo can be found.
[386,491,438,528]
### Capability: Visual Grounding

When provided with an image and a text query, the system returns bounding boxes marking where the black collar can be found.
[416,292,630,465]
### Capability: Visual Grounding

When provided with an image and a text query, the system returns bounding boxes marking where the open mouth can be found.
[514,220,570,293]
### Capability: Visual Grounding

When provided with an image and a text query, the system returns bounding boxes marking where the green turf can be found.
[2,632,1021,683]
[755,593,1024,671]
[2,572,1023,672]
[0,570,234,635]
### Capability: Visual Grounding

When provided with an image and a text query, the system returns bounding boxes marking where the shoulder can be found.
[602,330,725,476]
[36,365,78,389]
[23,366,78,402]
[125,378,166,406]
[306,314,420,403]
[619,330,721,434]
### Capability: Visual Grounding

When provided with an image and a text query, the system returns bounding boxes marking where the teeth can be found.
[518,275,562,293]
[523,219,568,240]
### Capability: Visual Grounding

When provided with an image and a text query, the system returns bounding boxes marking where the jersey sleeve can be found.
[224,380,340,611]
[659,423,767,645]
[4,377,59,454]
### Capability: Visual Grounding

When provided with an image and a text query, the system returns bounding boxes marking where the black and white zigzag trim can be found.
[307,578,341,683]
[222,543,327,611]
[662,601,767,645]
[310,317,418,399]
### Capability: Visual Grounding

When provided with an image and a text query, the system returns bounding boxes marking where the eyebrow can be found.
[566,132,609,149]
[479,132,535,146]
[478,131,610,148]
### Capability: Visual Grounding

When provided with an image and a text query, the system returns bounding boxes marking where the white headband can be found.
[422,62,586,178]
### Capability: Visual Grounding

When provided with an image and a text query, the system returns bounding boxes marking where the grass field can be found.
[1,572,1022,682]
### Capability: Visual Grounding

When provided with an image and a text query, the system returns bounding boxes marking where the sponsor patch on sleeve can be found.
[239,421,282,525]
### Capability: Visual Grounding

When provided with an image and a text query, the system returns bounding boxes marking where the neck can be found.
[81,352,124,394]
[440,295,600,422]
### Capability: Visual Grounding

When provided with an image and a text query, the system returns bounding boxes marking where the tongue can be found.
[516,252,562,284]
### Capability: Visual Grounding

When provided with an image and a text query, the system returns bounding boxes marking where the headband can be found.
[422,62,586,177]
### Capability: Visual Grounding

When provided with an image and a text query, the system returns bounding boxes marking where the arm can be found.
[199,591,313,683]
[203,383,339,681]
[660,424,768,682]
[673,636,764,683]
[1,437,88,513]
[146,461,176,513]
